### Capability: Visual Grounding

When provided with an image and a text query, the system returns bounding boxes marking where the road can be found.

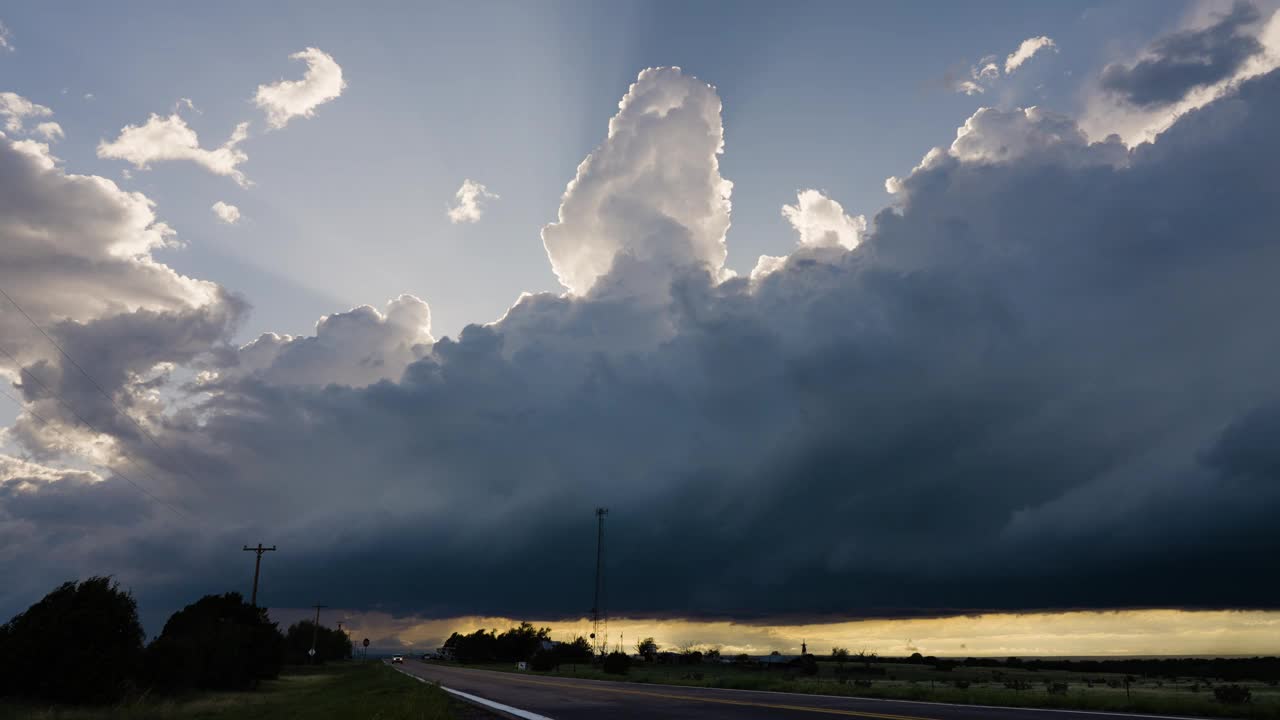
[391,660,1207,720]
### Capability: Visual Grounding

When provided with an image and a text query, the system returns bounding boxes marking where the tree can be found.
[832,647,850,665]
[635,637,658,661]
[603,650,631,674]
[443,629,497,663]
[145,592,283,691]
[284,620,351,664]
[0,577,144,704]
[495,622,551,662]
[557,636,593,663]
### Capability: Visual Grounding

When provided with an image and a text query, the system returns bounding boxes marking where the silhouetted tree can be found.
[145,592,283,691]
[603,650,630,674]
[635,637,658,661]
[557,636,593,663]
[442,623,552,663]
[284,620,351,664]
[0,577,144,704]
[495,622,551,662]
[832,647,850,665]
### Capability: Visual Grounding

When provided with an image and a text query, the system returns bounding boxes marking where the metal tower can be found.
[590,507,608,656]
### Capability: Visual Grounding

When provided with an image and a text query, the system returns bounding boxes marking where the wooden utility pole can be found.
[242,544,276,607]
[310,604,328,664]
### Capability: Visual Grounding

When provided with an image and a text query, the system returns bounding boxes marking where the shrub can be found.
[1004,680,1031,691]
[145,592,283,692]
[953,680,971,689]
[0,577,145,704]
[603,651,631,675]
[529,648,558,671]
[556,636,593,663]
[853,679,874,688]
[1048,682,1069,695]
[1213,684,1252,705]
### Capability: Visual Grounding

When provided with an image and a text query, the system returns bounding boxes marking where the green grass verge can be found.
[0,663,458,720]
[452,659,1280,719]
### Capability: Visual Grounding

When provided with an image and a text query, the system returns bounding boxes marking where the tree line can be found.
[0,577,353,705]
[441,622,592,669]
[832,650,1280,682]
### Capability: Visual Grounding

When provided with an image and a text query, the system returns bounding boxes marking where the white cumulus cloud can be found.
[0,92,52,133]
[782,189,866,250]
[1005,36,1057,74]
[211,200,241,224]
[0,21,13,52]
[34,122,63,141]
[541,66,733,297]
[231,295,433,387]
[97,114,250,186]
[255,47,346,129]
[446,179,498,224]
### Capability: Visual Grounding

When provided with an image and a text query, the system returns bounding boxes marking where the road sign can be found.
[308,648,316,657]
[363,638,370,648]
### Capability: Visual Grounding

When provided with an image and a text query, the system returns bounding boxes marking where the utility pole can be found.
[590,507,608,657]
[242,544,276,607]
[310,604,328,664]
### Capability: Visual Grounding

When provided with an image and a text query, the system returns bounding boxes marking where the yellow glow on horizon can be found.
[333,609,1280,656]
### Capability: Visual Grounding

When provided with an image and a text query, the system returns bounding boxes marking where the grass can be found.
[454,659,1280,719]
[0,663,466,720]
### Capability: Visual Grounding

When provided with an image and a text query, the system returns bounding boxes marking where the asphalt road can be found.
[391,660,1207,720]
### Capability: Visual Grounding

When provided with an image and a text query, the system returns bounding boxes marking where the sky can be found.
[3,0,1280,655]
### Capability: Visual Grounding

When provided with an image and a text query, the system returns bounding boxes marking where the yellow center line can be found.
[441,669,938,720]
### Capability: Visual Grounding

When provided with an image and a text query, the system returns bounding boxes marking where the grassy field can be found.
[456,658,1280,719]
[0,663,481,720]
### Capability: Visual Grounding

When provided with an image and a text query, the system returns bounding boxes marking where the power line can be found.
[0,383,191,520]
[0,284,208,493]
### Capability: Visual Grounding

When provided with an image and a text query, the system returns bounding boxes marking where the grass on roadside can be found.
[0,663,457,720]
[454,659,1280,720]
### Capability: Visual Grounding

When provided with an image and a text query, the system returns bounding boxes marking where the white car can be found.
[391,656,404,664]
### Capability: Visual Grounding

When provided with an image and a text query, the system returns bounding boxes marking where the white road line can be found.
[387,662,555,720]
[442,686,557,720]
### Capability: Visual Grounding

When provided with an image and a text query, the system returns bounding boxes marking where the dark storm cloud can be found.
[5,66,1280,628]
[1100,1,1264,107]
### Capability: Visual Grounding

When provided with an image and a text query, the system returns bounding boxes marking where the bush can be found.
[556,636,593,664]
[603,651,631,675]
[0,577,144,704]
[1004,680,1031,691]
[1048,682,1069,695]
[145,592,283,691]
[1213,684,1252,705]
[953,680,971,689]
[529,648,558,671]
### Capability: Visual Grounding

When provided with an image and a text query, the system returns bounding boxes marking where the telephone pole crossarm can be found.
[242,543,277,607]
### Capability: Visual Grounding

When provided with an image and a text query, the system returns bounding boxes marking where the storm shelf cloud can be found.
[4,56,1280,631]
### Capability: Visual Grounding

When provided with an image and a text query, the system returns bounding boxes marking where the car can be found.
[391,656,404,664]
